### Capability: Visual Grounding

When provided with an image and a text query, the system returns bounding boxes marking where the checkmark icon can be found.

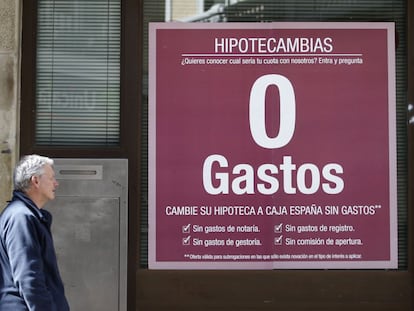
[182,235,191,246]
[182,223,191,234]
[274,235,283,245]
[274,223,283,233]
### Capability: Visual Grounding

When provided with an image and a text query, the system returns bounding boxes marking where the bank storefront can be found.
[11,0,414,310]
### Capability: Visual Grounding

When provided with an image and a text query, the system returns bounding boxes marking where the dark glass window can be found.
[141,0,408,269]
[36,0,121,146]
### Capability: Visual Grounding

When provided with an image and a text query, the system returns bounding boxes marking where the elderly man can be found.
[0,155,70,311]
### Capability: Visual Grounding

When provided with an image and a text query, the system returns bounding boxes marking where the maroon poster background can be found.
[149,22,397,269]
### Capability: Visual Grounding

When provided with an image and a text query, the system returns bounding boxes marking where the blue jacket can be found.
[0,191,70,311]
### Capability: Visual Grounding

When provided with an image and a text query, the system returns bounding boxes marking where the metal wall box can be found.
[46,159,128,311]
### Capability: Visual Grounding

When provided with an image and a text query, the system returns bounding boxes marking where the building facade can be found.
[1,0,413,310]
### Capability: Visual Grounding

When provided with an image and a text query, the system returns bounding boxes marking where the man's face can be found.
[37,164,59,202]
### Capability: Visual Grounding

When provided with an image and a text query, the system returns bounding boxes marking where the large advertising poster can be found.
[148,22,397,269]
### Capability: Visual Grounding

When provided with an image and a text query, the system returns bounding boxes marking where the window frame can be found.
[21,1,141,310]
[21,0,136,159]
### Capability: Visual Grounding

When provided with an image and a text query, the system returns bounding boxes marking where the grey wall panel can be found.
[45,159,127,311]
[51,196,119,311]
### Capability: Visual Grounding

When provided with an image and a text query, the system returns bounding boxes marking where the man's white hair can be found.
[14,155,54,192]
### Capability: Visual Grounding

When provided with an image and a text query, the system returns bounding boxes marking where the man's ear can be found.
[31,175,40,188]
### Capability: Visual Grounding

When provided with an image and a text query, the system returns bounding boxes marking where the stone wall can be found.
[0,0,20,208]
